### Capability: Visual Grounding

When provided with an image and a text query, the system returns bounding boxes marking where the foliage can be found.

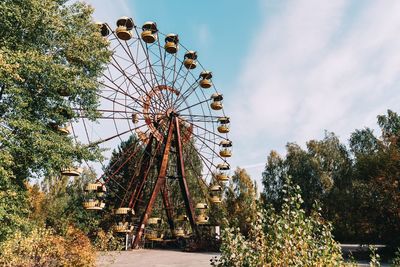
[0,0,110,244]
[93,229,124,251]
[369,245,381,267]
[103,135,206,234]
[212,180,344,267]
[390,247,400,267]
[224,167,257,236]
[262,110,400,248]
[0,226,95,267]
[24,168,103,238]
[0,0,110,181]
[262,131,352,212]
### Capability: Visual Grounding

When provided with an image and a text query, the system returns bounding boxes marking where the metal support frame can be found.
[161,181,175,236]
[128,136,155,209]
[174,116,198,236]
[132,117,175,248]
[131,114,199,248]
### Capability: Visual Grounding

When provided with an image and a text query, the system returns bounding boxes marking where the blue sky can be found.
[82,0,400,187]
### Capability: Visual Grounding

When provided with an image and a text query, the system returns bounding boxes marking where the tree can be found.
[102,135,206,233]
[262,132,352,212]
[349,128,379,156]
[262,110,400,249]
[0,0,110,241]
[348,110,400,246]
[225,167,257,237]
[261,150,286,209]
[0,0,110,180]
[212,180,344,267]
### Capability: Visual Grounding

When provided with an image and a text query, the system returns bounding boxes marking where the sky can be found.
[81,0,400,188]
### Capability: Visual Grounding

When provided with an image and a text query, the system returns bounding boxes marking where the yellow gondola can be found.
[174,227,185,237]
[141,21,158,43]
[219,140,232,157]
[61,166,82,176]
[164,34,179,54]
[83,183,106,210]
[147,217,162,225]
[116,16,134,40]
[114,207,133,215]
[199,71,212,88]
[184,51,197,69]
[217,117,230,133]
[176,214,188,222]
[196,214,209,224]
[210,93,223,110]
[95,22,109,37]
[216,163,230,182]
[210,195,222,203]
[57,124,72,135]
[115,222,133,233]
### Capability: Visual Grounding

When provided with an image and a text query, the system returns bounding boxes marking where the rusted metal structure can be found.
[61,16,231,248]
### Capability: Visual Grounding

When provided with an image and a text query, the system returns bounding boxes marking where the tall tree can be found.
[262,110,400,247]
[225,167,257,237]
[0,0,110,241]
[103,135,205,231]
[262,132,352,212]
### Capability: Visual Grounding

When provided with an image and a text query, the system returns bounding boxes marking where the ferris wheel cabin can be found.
[184,50,198,69]
[217,117,230,133]
[219,140,232,158]
[141,21,158,43]
[210,93,223,110]
[95,22,110,37]
[199,71,213,88]
[83,183,106,210]
[116,16,134,40]
[216,163,230,182]
[164,34,179,54]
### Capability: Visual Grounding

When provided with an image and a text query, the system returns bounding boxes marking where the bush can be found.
[0,226,95,267]
[212,181,345,266]
[391,247,400,266]
[93,229,124,251]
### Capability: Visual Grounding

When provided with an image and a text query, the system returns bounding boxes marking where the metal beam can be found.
[161,181,175,236]
[132,117,175,248]
[174,116,198,236]
[127,136,155,209]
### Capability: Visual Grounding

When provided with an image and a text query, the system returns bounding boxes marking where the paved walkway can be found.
[97,249,219,267]
[97,247,391,267]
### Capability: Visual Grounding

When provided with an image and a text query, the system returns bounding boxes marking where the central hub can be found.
[165,108,176,118]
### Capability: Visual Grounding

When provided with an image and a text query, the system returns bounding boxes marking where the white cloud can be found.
[227,0,400,185]
[196,24,211,47]
[80,0,133,23]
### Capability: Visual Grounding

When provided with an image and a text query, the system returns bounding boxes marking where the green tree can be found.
[102,135,206,234]
[348,110,400,246]
[262,110,400,249]
[225,167,257,237]
[213,180,344,267]
[262,132,352,212]
[0,0,110,241]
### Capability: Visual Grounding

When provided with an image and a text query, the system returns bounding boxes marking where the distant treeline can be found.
[262,109,400,247]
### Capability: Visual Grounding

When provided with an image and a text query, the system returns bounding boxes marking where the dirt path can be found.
[97,249,219,267]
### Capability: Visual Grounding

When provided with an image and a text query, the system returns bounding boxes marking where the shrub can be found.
[93,229,124,251]
[391,247,400,266]
[212,181,345,266]
[0,226,95,267]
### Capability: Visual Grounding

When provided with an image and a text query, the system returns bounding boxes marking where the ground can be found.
[97,247,392,267]
[97,249,219,267]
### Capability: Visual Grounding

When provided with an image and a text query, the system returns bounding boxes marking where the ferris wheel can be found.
[62,16,232,248]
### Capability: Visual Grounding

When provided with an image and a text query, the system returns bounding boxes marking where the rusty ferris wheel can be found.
[62,16,232,248]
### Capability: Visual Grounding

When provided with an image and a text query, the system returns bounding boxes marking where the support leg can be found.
[161,181,175,236]
[174,117,198,236]
[132,119,175,248]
